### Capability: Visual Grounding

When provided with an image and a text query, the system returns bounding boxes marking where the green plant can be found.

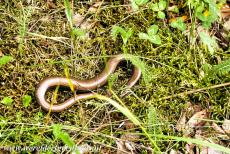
[0,56,13,68]
[53,124,80,154]
[147,106,163,142]
[108,73,119,90]
[170,17,187,31]
[70,28,87,40]
[131,0,149,11]
[138,25,161,44]
[64,0,86,39]
[111,26,133,45]
[123,54,152,84]
[187,0,220,29]
[196,2,219,28]
[203,58,230,79]
[64,0,73,28]
[150,0,167,19]
[22,95,32,108]
[1,97,13,106]
[111,26,133,53]
[199,32,218,55]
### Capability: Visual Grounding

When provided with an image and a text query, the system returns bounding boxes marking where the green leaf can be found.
[202,21,212,29]
[170,18,187,31]
[138,33,150,40]
[0,56,13,68]
[135,0,149,6]
[158,0,167,10]
[157,11,165,19]
[111,26,133,45]
[195,4,208,22]
[53,124,80,154]
[139,25,161,45]
[111,26,121,41]
[199,32,218,55]
[1,97,13,106]
[149,35,161,45]
[71,28,86,39]
[202,63,212,75]
[22,95,32,108]
[195,1,220,29]
[205,0,219,17]
[147,106,163,140]
[123,54,152,84]
[147,106,157,133]
[122,28,133,45]
[211,59,230,75]
[147,25,159,36]
[204,58,230,79]
[151,3,159,11]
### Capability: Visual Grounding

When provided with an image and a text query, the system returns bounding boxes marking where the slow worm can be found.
[36,54,142,112]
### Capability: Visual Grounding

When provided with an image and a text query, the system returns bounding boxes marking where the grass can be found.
[0,0,230,153]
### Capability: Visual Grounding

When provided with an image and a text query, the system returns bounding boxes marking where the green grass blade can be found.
[153,134,230,153]
[64,0,73,28]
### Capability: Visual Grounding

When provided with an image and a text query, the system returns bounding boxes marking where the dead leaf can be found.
[168,5,178,12]
[116,133,139,154]
[183,109,209,136]
[200,147,223,154]
[124,0,133,13]
[116,139,131,154]
[185,102,202,117]
[176,110,186,132]
[185,144,195,154]
[47,0,56,9]
[80,20,96,30]
[73,13,85,28]
[0,50,3,57]
[223,18,230,31]
[221,4,230,18]
[77,144,92,154]
[124,120,136,130]
[121,133,140,141]
[186,109,209,128]
[186,102,193,112]
[194,129,207,142]
[212,122,225,134]
[124,141,137,153]
[222,119,230,134]
[176,102,202,132]
[88,2,104,13]
[72,13,96,30]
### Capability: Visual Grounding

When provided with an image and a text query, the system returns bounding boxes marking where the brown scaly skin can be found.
[36,54,142,112]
